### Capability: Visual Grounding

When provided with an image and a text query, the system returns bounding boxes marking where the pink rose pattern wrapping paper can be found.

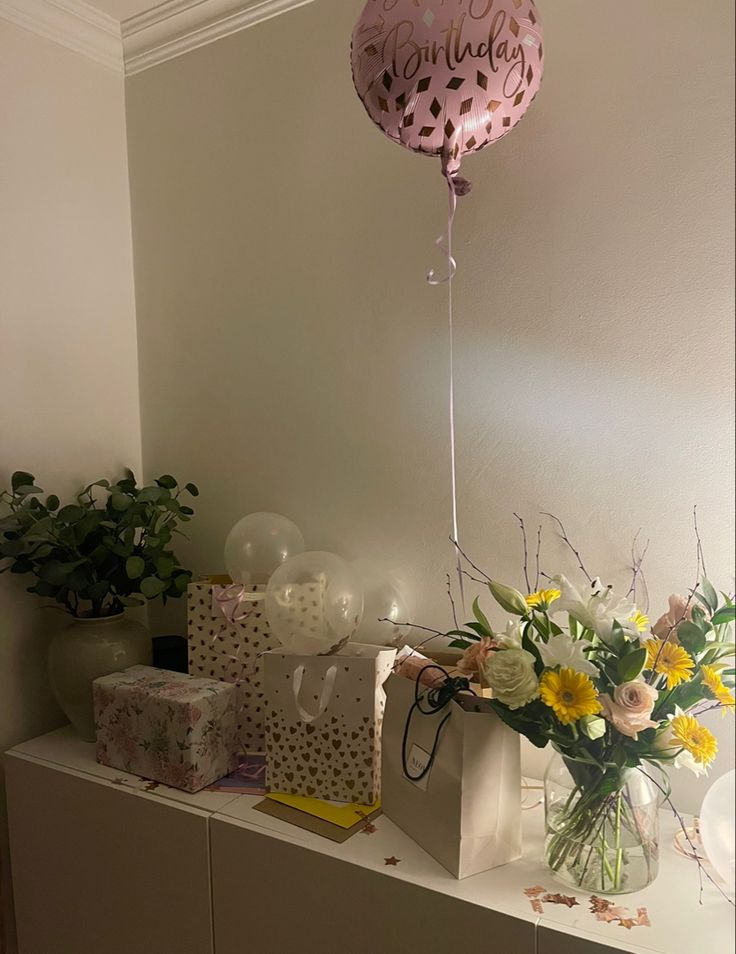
[94,665,239,793]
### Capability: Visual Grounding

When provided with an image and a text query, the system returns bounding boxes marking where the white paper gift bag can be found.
[381,671,522,879]
[188,578,280,753]
[264,644,396,804]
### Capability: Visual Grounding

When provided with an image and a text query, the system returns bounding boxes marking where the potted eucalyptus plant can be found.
[0,469,198,741]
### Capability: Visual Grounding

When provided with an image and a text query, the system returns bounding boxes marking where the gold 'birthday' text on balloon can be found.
[383,11,528,96]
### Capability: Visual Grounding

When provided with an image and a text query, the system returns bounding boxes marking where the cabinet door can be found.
[210,818,535,954]
[5,755,213,954]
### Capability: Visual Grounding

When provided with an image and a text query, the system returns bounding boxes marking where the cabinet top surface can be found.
[8,727,734,954]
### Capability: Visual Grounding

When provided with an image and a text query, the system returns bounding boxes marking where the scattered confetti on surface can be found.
[589,896,651,930]
[361,823,377,835]
[384,856,401,866]
[143,781,160,792]
[542,893,579,908]
[524,886,546,898]
[111,777,128,786]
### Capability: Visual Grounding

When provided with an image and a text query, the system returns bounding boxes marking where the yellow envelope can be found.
[265,793,380,829]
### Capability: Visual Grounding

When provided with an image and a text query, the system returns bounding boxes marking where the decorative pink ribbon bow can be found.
[211,584,264,642]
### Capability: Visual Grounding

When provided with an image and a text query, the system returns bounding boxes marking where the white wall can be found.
[0,20,140,952]
[125,0,734,814]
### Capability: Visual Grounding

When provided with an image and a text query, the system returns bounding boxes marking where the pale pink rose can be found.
[600,681,659,739]
[456,637,496,678]
[651,594,700,640]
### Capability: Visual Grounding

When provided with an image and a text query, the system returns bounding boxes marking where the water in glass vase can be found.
[544,750,661,894]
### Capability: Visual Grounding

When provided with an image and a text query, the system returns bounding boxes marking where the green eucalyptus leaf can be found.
[57,505,85,522]
[184,483,199,497]
[155,475,177,490]
[140,576,167,598]
[137,487,165,504]
[11,471,35,492]
[16,485,43,496]
[125,556,146,580]
[155,556,175,579]
[110,494,132,512]
[45,495,60,511]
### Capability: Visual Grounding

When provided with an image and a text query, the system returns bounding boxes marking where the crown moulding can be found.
[0,0,317,75]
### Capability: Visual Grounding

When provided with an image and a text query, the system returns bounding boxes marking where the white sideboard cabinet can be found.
[5,728,734,954]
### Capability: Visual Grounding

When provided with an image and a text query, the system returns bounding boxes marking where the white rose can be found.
[483,648,539,709]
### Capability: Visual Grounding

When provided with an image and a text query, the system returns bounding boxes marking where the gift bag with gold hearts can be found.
[264,645,396,804]
[187,577,280,754]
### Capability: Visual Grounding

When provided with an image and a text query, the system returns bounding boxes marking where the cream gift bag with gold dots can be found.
[187,577,280,754]
[264,644,396,804]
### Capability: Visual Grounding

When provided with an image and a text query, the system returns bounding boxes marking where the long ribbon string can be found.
[427,177,465,610]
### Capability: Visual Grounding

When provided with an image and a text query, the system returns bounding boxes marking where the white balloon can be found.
[700,769,735,892]
[224,512,305,585]
[351,559,411,647]
[265,551,364,655]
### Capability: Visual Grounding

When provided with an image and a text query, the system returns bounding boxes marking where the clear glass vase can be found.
[544,749,661,894]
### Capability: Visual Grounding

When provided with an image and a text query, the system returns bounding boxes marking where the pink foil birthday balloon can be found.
[351,0,544,191]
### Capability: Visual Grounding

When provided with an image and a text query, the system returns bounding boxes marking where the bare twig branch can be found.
[627,529,650,606]
[449,537,492,583]
[639,767,735,908]
[693,505,707,579]
[514,512,532,593]
[541,513,593,582]
[446,573,459,629]
[380,619,450,659]
[535,524,542,591]
[460,569,489,586]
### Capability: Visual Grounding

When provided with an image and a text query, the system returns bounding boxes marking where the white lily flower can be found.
[497,619,523,649]
[553,575,640,643]
[537,633,598,676]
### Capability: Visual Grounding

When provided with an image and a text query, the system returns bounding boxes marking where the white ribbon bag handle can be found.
[292,664,338,724]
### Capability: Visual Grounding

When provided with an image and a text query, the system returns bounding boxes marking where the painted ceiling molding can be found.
[0,0,123,72]
[123,0,317,74]
[0,0,316,75]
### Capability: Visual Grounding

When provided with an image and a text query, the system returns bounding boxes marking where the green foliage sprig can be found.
[0,469,199,619]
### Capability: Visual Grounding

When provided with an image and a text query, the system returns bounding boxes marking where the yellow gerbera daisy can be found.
[670,713,718,766]
[645,638,694,690]
[629,610,650,633]
[539,668,602,725]
[701,665,736,710]
[526,588,561,610]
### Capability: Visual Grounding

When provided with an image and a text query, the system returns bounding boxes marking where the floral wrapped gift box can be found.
[94,665,239,793]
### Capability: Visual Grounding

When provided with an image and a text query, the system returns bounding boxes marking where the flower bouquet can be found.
[447,523,735,895]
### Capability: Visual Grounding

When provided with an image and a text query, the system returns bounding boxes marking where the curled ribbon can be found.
[210,583,267,717]
[427,170,467,608]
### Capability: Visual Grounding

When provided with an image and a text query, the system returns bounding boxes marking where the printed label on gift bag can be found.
[406,744,432,791]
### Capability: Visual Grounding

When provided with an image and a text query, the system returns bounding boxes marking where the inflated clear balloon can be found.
[224,512,306,585]
[700,769,735,892]
[265,551,364,655]
[351,559,411,646]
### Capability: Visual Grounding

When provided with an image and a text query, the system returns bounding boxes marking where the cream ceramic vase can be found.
[48,614,152,742]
